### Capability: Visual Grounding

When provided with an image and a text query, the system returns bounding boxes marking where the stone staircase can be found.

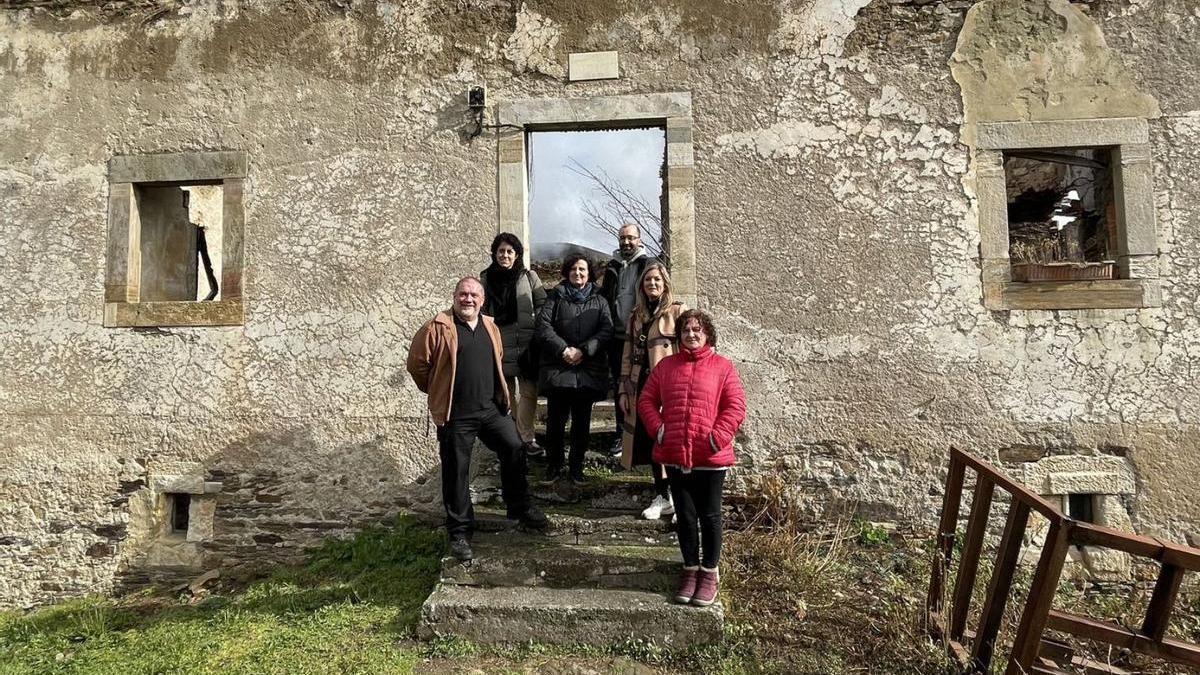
[417,401,724,647]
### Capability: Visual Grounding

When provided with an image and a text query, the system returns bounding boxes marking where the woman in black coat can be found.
[480,232,547,456]
[535,254,614,483]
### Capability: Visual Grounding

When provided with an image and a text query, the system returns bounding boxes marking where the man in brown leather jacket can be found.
[407,276,547,561]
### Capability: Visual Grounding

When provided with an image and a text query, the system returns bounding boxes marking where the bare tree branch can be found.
[565,157,667,262]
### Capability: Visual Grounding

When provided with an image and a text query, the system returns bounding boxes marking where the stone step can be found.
[471,471,660,513]
[418,585,722,647]
[535,398,618,426]
[439,537,678,592]
[472,506,677,547]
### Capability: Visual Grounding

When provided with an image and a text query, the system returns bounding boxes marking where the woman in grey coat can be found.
[480,232,547,455]
[535,254,613,483]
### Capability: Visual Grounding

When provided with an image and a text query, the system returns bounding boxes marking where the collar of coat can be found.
[680,344,715,361]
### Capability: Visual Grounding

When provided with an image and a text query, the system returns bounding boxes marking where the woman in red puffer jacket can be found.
[637,309,746,608]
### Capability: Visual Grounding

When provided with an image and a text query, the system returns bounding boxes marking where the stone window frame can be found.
[977,117,1160,311]
[152,475,221,544]
[104,151,247,327]
[496,92,697,303]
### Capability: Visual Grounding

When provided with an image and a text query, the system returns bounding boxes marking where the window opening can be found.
[526,127,667,284]
[1004,147,1117,282]
[1067,493,1097,524]
[169,493,191,534]
[135,183,223,302]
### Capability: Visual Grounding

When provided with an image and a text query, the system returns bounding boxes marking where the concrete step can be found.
[418,585,722,647]
[439,536,678,592]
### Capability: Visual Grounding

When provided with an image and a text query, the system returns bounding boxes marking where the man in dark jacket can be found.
[407,276,547,562]
[600,223,658,455]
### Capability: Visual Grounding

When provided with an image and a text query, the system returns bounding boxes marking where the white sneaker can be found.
[641,495,675,520]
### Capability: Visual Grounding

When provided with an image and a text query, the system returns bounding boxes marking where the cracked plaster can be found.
[2,0,1200,607]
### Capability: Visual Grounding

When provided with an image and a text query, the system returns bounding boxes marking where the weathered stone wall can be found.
[2,0,1198,608]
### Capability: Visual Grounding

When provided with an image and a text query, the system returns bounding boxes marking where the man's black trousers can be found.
[437,406,530,539]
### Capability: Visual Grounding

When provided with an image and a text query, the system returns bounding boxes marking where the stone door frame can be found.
[496,92,697,303]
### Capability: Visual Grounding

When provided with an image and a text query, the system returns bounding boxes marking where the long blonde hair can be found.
[632,262,674,326]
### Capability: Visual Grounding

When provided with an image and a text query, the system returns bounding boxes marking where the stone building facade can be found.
[2,0,1198,608]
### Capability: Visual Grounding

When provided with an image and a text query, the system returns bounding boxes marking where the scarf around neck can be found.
[483,262,521,325]
[562,281,595,303]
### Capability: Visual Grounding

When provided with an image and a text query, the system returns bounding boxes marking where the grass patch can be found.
[0,516,444,675]
[7,493,1196,674]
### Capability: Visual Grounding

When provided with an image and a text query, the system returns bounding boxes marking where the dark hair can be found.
[490,232,526,270]
[677,309,718,348]
[560,254,595,281]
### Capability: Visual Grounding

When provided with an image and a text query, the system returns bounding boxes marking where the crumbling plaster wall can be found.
[1,0,1198,608]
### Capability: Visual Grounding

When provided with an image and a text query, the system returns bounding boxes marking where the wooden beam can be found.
[1048,611,1200,669]
[1008,521,1073,673]
[971,499,1031,671]
[1141,563,1185,642]
[928,454,966,618]
[950,475,994,641]
[952,448,1064,523]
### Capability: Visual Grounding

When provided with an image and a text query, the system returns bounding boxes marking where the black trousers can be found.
[437,406,529,539]
[608,337,626,434]
[545,388,595,476]
[667,467,726,568]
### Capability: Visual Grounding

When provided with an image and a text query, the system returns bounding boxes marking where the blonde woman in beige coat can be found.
[617,262,686,519]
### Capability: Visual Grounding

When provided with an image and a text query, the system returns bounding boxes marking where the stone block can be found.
[568,51,619,81]
[976,118,1149,151]
[187,498,216,543]
[498,92,691,127]
[1022,455,1136,497]
[109,150,248,183]
[1046,471,1133,496]
[153,475,205,494]
[419,585,721,647]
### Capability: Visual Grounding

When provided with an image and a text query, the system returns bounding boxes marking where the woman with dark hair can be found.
[535,254,613,483]
[480,232,547,456]
[618,262,685,520]
[638,309,746,608]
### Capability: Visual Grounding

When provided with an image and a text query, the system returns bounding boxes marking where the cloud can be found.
[528,127,665,259]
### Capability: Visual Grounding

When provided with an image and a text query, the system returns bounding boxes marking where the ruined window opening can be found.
[526,126,667,284]
[1004,147,1117,281]
[105,150,246,327]
[1067,493,1097,524]
[975,118,1160,310]
[134,183,224,302]
[169,493,191,534]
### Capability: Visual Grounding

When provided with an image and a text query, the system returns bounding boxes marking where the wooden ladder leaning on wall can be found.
[926,447,1200,675]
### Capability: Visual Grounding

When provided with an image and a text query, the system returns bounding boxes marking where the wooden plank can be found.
[1160,542,1200,571]
[1048,610,1200,669]
[1141,563,1185,642]
[971,499,1031,672]
[928,454,966,617]
[950,475,994,641]
[953,449,1064,522]
[1070,522,1164,559]
[1008,521,1073,674]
